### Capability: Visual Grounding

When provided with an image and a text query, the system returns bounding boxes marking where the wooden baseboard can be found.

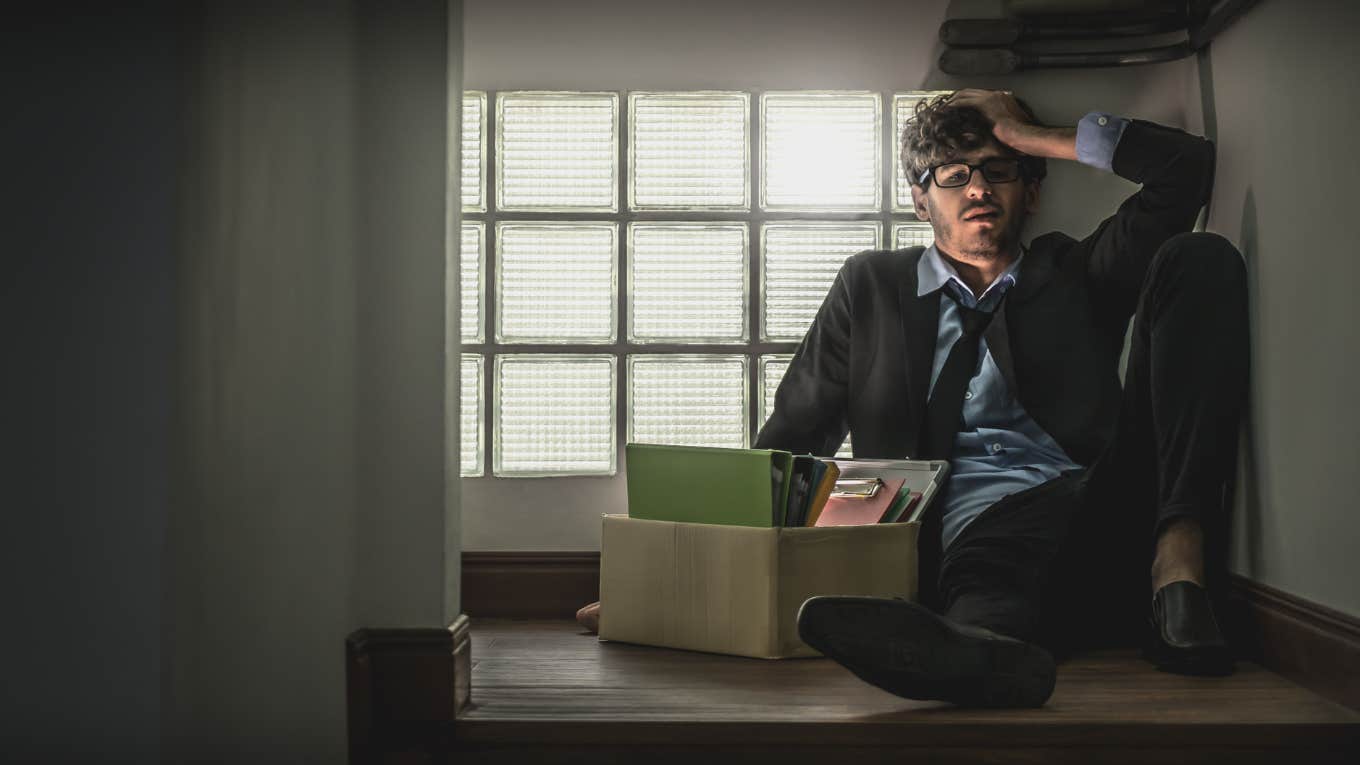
[346,614,470,764]
[462,552,1360,711]
[462,551,600,618]
[1225,574,1360,710]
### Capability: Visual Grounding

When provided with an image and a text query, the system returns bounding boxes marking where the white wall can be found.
[461,0,1199,550]
[1201,0,1360,617]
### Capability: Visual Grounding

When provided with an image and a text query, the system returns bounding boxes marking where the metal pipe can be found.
[939,42,1193,75]
[940,14,1187,46]
[934,0,1263,73]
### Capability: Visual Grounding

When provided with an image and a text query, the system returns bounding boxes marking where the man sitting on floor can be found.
[581,89,1248,709]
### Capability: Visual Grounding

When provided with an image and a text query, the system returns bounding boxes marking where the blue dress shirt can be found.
[924,111,1130,551]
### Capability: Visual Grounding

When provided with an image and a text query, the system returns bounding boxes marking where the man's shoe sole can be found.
[797,596,1056,708]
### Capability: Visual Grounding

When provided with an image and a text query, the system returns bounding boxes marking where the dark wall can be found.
[161,2,453,758]
[3,3,458,760]
[2,7,179,761]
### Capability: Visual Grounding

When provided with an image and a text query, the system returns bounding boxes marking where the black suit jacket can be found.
[754,119,1215,466]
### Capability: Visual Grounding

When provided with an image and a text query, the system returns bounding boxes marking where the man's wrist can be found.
[997,120,1078,162]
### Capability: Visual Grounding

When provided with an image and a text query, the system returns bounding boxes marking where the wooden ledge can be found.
[346,614,470,764]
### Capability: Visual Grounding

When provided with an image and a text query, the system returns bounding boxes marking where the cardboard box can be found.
[598,513,919,659]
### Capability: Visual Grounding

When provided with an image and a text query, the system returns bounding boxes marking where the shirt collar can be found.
[916,243,1024,308]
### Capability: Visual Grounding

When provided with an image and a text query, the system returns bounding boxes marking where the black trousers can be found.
[932,232,1250,657]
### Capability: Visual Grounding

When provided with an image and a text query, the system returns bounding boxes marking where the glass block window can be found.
[497,92,618,211]
[761,92,880,211]
[759,355,853,458]
[761,222,881,341]
[461,223,484,344]
[495,222,616,344]
[494,355,616,476]
[628,355,748,449]
[893,221,935,250]
[460,90,938,477]
[630,92,749,210]
[461,354,484,476]
[462,91,486,213]
[628,223,747,343]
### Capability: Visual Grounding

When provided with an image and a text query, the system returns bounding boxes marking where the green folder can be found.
[625,443,794,527]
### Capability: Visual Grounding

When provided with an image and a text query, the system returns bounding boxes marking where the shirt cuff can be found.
[1075,111,1130,172]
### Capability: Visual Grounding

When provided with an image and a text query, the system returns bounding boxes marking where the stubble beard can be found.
[936,211,1026,263]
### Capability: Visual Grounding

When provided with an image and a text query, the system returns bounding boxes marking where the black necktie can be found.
[918,291,998,460]
[915,288,999,611]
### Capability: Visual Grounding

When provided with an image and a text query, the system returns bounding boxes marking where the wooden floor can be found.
[454,618,1360,763]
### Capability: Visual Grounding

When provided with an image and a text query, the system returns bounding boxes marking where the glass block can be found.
[630,92,748,210]
[628,223,747,343]
[494,355,616,476]
[462,91,486,212]
[497,92,618,211]
[761,222,880,341]
[893,91,952,212]
[759,355,852,458]
[460,354,484,476]
[893,221,935,250]
[496,222,616,344]
[761,92,880,211]
[628,355,747,449]
[758,354,793,427]
[461,223,484,343]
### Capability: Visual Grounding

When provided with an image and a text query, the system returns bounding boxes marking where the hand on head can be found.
[946,89,1033,147]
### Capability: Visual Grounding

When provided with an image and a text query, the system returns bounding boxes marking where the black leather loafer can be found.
[1143,581,1235,676]
[797,595,1056,708]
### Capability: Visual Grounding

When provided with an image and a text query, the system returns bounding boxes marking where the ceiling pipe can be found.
[941,14,1186,45]
[937,0,1261,75]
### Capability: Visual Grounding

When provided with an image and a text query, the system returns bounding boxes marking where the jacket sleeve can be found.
[1074,119,1216,322]
[753,261,854,457]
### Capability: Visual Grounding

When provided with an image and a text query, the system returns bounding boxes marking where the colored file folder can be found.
[625,443,793,527]
[783,455,819,527]
[814,477,908,526]
[803,461,842,527]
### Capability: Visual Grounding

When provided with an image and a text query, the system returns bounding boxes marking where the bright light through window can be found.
[762,92,880,211]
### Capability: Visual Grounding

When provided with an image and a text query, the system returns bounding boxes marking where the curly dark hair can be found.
[900,93,1047,189]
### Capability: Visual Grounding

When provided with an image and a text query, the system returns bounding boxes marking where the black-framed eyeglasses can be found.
[918,158,1025,189]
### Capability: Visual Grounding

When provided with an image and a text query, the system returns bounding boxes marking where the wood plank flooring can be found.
[454,618,1360,763]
